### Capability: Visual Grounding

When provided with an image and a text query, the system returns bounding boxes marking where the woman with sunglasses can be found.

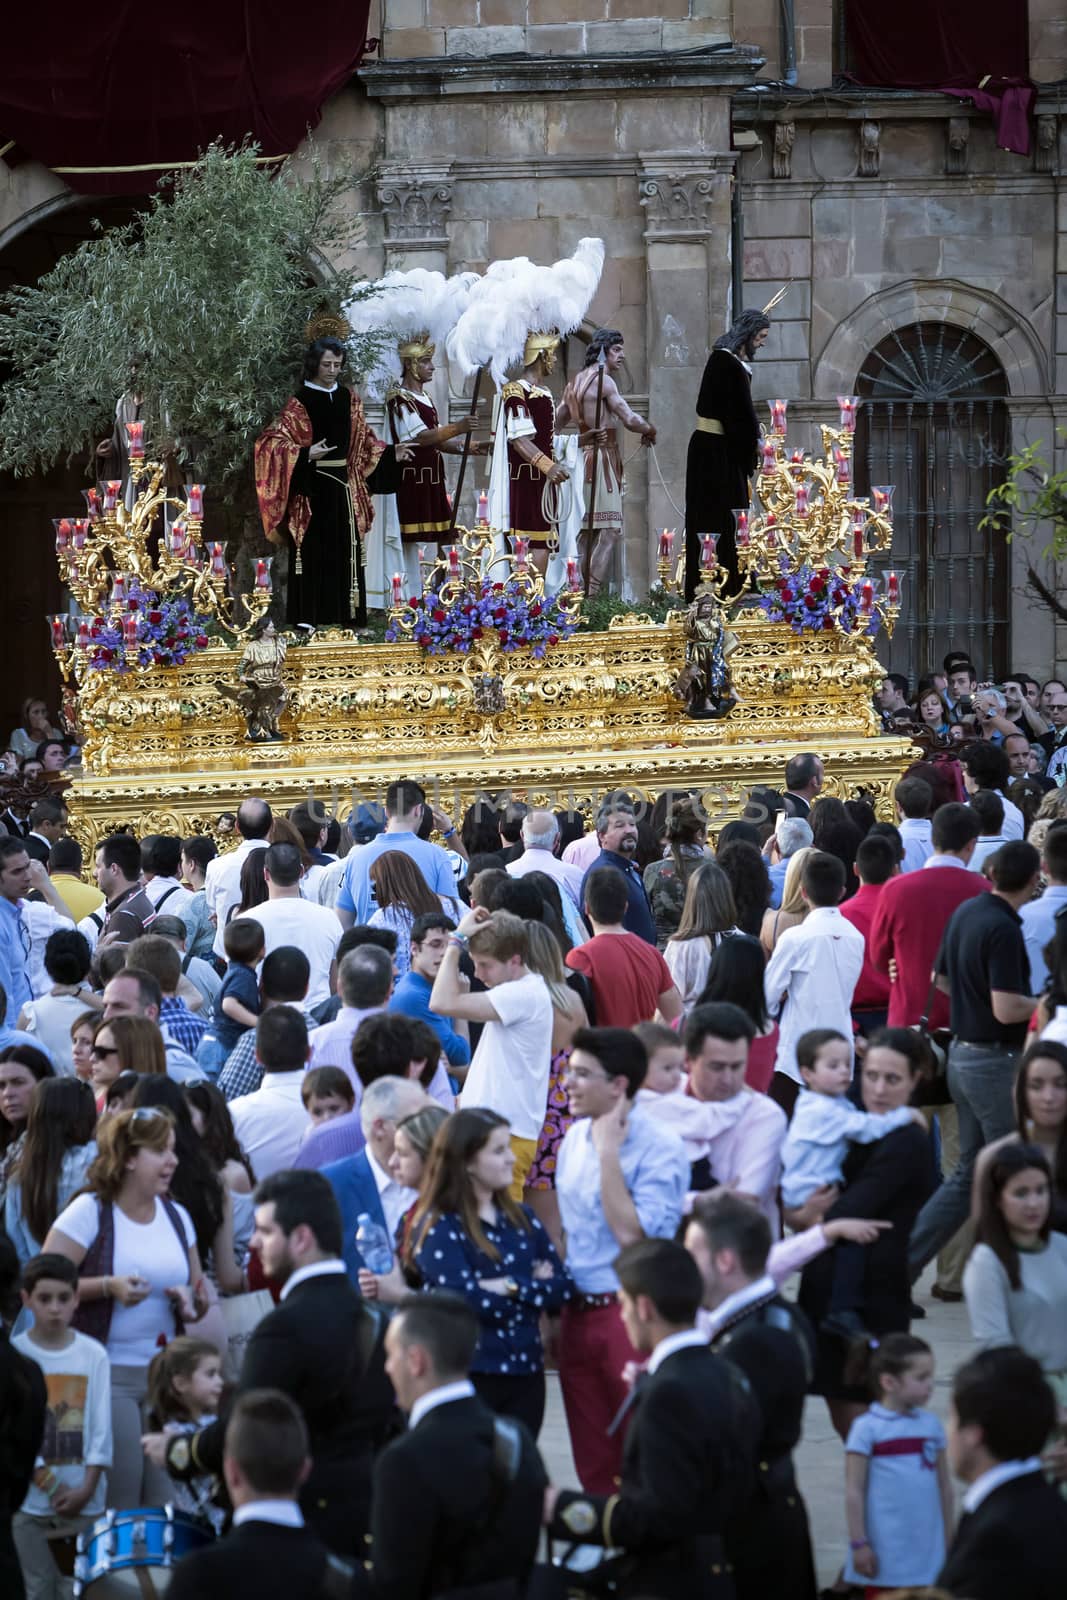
[88,1014,165,1113]
[44,1106,211,1509]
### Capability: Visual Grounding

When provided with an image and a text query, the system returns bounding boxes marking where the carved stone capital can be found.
[858,120,880,178]
[376,167,453,244]
[637,156,730,237]
[772,120,795,180]
[945,117,969,175]
[1035,116,1057,174]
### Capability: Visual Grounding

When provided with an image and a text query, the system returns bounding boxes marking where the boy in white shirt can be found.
[13,1254,111,1600]
[782,1029,924,1339]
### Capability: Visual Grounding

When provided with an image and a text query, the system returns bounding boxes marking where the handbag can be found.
[910,971,951,1108]
[218,1288,274,1382]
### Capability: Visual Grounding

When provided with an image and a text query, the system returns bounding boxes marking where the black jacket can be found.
[168,1271,391,1556]
[167,1517,360,1600]
[938,1469,1067,1600]
[711,1292,817,1600]
[550,1343,753,1600]
[369,1394,546,1600]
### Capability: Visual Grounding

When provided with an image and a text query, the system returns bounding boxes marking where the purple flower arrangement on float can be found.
[86,583,212,672]
[386,577,579,658]
[756,558,881,638]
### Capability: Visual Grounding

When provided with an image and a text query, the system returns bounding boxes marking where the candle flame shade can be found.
[83,487,101,520]
[125,420,145,459]
[769,399,788,436]
[184,483,204,518]
[255,558,273,591]
[103,480,122,511]
[871,485,895,516]
[836,395,859,433]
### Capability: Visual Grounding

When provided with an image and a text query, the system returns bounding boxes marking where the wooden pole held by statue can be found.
[449,367,483,532]
[582,352,607,595]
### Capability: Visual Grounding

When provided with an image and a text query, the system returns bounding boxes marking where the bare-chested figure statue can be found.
[555,328,655,596]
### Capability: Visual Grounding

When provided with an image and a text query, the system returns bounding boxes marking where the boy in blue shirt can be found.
[196,917,265,1081]
[390,913,470,1072]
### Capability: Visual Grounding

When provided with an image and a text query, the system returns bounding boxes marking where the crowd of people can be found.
[2,711,1067,1598]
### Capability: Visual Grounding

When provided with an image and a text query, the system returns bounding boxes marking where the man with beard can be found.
[684,309,770,600]
[579,803,657,947]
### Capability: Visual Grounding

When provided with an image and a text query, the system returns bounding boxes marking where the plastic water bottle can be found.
[356,1213,394,1275]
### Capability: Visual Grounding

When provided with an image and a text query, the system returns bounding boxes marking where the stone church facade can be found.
[1,0,1065,682]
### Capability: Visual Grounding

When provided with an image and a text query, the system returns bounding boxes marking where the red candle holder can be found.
[836,394,859,433]
[769,399,788,437]
[53,518,73,552]
[122,614,140,647]
[447,547,461,577]
[184,483,204,518]
[760,440,777,474]
[860,580,873,615]
[125,420,145,460]
[76,620,91,650]
[658,528,675,561]
[887,570,900,604]
[795,485,810,518]
[255,558,273,592]
[477,492,489,526]
[48,615,68,650]
[72,520,90,552]
[103,480,122,512]
[391,573,404,607]
[700,534,716,571]
[83,487,101,521]
[110,573,129,607]
[168,519,187,557]
[566,557,580,591]
[513,537,529,570]
[871,485,895,518]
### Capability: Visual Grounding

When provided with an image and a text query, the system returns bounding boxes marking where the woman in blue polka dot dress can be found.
[410,1107,573,1435]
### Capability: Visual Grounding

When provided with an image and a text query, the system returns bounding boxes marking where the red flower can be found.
[408,597,420,609]
[548,633,559,646]
[98,647,113,662]
[472,627,483,639]
[781,588,794,603]
[148,609,163,624]
[432,608,446,623]
[194,634,208,648]
[417,633,430,646]
[809,576,825,594]
[494,608,506,621]
[492,582,504,593]
[803,595,817,610]
[822,617,835,631]
[530,604,542,618]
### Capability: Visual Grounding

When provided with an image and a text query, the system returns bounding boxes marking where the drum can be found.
[75,1505,212,1598]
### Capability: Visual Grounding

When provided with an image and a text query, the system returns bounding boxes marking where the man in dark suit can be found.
[322,1076,428,1283]
[168,1389,360,1600]
[939,1345,1067,1600]
[781,752,823,819]
[22,797,66,867]
[370,1293,546,1600]
[545,1239,756,1600]
[143,1170,393,1557]
[686,1193,817,1600]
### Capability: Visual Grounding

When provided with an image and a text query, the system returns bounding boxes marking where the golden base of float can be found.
[65,614,917,848]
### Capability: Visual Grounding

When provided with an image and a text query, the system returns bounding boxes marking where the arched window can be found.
[855,322,1010,682]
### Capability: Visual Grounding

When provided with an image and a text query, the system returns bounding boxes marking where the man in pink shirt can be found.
[841,833,898,1036]
[682,1002,787,1239]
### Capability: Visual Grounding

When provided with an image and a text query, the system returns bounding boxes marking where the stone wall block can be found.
[490,101,550,156]
[661,19,733,49]
[586,20,665,52]
[527,23,588,53]
[448,219,489,266]
[446,24,526,53]
[480,0,525,19]
[743,237,812,280]
[611,0,686,17]
[384,0,427,27]
[383,27,446,57]
[744,195,810,237]
[617,97,704,152]
[489,217,560,262]
[387,102,487,160]
[529,0,604,21]
[426,0,476,23]
[546,99,617,154]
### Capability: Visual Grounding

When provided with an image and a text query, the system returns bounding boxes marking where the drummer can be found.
[11,1253,113,1600]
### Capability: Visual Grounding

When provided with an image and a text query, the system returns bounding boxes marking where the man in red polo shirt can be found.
[869,800,987,1301]
[566,868,682,1026]
[841,833,898,1036]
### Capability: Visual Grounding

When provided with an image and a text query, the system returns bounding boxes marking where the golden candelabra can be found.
[48,445,273,698]
[651,397,902,638]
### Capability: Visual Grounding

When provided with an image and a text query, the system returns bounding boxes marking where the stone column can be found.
[375,165,453,273]
[637,153,736,570]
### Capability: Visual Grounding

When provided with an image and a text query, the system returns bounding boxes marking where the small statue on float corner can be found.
[215,619,288,742]
[673,586,738,720]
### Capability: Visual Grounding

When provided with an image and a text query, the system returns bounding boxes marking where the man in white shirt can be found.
[204,797,273,959]
[507,809,586,908]
[229,1007,311,1179]
[961,744,1025,840]
[1020,822,1067,994]
[894,776,934,873]
[140,834,195,925]
[764,851,865,1113]
[247,843,341,1014]
[967,790,1010,877]
[432,908,552,1200]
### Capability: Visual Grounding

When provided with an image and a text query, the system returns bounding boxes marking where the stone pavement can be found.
[539,1265,974,1588]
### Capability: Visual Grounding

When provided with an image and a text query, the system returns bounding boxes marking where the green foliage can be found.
[0,142,385,499]
[981,432,1067,559]
[581,584,687,632]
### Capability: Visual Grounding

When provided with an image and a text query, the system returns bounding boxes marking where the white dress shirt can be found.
[144,874,195,925]
[204,838,270,958]
[247,896,341,1012]
[1019,882,1067,994]
[367,1147,417,1238]
[280,1259,347,1300]
[764,906,865,1085]
[233,1500,305,1529]
[408,1379,476,1431]
[897,816,934,874]
[507,846,586,909]
[684,1088,787,1240]
[960,1457,1043,1513]
[646,1327,708,1373]
[230,1071,310,1179]
[701,1273,777,1339]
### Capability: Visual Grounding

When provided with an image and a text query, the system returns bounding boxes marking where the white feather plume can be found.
[343,268,481,397]
[446,238,605,384]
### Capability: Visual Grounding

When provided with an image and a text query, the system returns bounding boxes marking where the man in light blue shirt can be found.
[766,816,812,909]
[0,839,33,1026]
[1020,822,1067,994]
[554,1025,688,1492]
[336,779,457,928]
[389,913,470,1069]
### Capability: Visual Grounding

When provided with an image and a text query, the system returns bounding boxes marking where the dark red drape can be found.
[846,0,1028,87]
[845,1,1033,154]
[0,5,373,196]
